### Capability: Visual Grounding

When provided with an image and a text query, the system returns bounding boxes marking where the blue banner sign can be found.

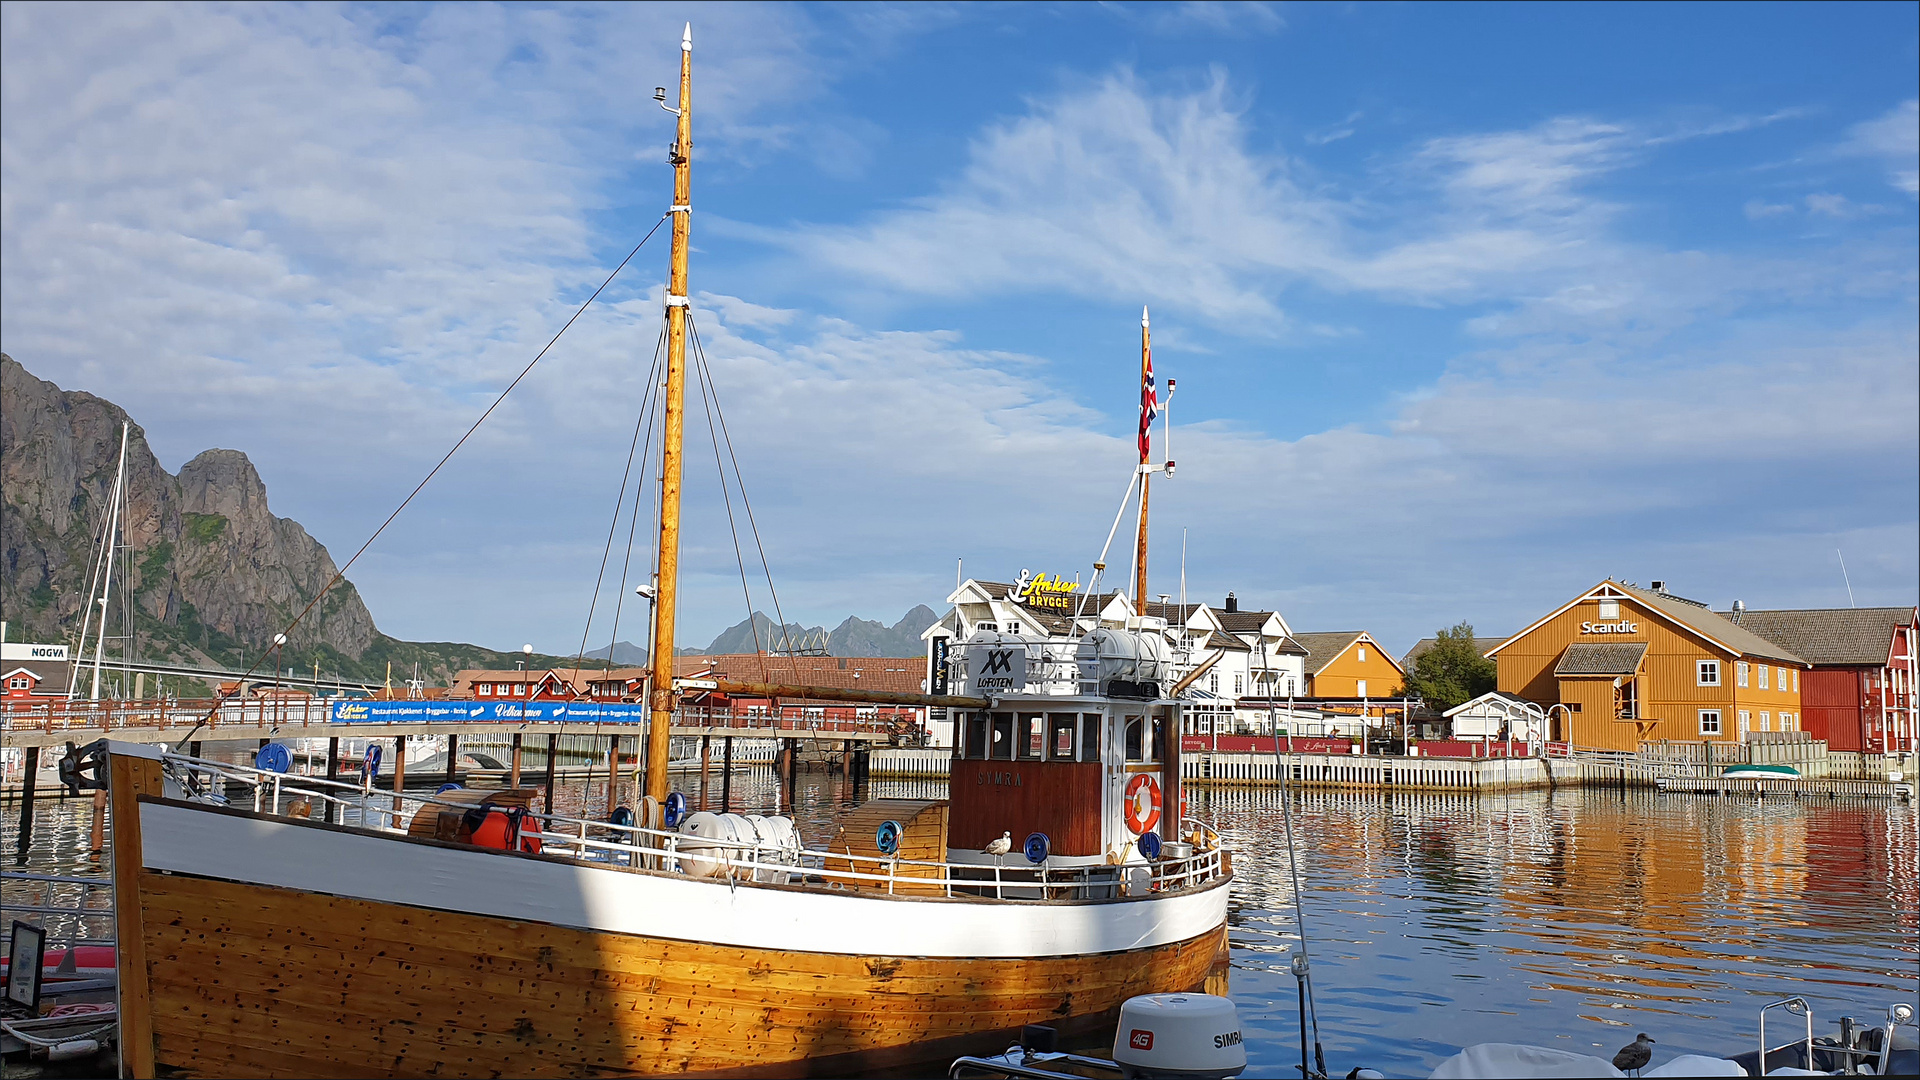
[329,700,651,724]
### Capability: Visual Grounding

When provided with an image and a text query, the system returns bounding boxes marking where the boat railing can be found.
[0,871,115,954]
[150,750,1227,903]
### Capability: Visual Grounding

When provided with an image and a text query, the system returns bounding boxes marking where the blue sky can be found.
[3,2,1915,656]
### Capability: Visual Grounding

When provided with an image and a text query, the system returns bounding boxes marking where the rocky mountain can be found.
[585,605,939,663]
[0,354,577,688]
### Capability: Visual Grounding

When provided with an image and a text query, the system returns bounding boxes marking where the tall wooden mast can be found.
[646,24,693,803]
[1133,306,1151,610]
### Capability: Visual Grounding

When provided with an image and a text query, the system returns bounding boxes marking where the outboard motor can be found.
[1111,994,1245,1079]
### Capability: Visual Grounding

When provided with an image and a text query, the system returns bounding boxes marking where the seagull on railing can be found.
[982,831,1011,857]
[1612,1034,1654,1076]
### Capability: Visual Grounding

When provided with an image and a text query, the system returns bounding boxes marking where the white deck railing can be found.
[151,751,1226,902]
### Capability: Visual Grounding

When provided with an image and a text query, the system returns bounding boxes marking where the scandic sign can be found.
[1580,621,1639,634]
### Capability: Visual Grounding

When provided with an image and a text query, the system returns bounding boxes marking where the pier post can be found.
[543,734,558,811]
[700,734,711,811]
[190,740,202,759]
[445,734,460,788]
[509,733,523,789]
[721,736,733,813]
[325,737,339,823]
[779,739,794,811]
[391,734,407,827]
[606,734,621,820]
[15,745,38,866]
[90,789,106,860]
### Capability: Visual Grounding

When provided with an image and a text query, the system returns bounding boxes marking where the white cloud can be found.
[1841,100,1919,195]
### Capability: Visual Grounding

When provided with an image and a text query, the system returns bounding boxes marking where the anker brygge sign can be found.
[1581,620,1639,634]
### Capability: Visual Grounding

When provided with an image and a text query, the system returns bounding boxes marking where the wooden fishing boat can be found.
[85,23,1231,1079]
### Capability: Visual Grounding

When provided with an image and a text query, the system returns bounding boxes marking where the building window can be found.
[1738,710,1750,734]
[977,623,997,633]
[1737,662,1749,688]
[1699,709,1722,735]
[1358,645,1368,663]
[1357,679,1368,698]
[1781,712,1794,731]
[1599,600,1620,619]
[478,684,492,696]
[1208,672,1219,694]
[1287,677,1297,696]
[8,676,29,690]
[1008,623,1022,636]
[1758,665,1769,690]
[1697,660,1720,686]
[1777,667,1787,692]
[1759,711,1771,731]
[1234,673,1244,696]
[1792,669,1799,692]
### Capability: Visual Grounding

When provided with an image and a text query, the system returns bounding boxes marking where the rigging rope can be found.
[173,211,671,750]
[687,313,802,684]
[690,319,770,683]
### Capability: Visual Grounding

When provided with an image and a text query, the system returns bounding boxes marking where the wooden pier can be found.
[1655,775,1914,800]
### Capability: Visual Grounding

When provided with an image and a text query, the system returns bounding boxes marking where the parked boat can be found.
[1722,763,1802,779]
[72,24,1230,1079]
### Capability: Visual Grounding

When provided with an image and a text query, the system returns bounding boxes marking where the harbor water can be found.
[6,760,1915,1077]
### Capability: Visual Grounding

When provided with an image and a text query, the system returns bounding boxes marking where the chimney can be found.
[1731,599,1745,625]
[1651,580,1666,594]
[1225,592,1238,613]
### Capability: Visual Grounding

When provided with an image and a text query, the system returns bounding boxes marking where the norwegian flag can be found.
[1138,334,1158,461]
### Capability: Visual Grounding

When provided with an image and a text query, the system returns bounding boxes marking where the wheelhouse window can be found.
[965,712,988,759]
[1124,714,1145,762]
[1048,713,1077,760]
[990,712,1014,760]
[1080,714,1102,762]
[1150,713,1165,763]
[1699,709,1722,735]
[1018,715,1045,760]
[1697,660,1720,686]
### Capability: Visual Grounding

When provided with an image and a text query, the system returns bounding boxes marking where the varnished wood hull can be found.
[111,776,1231,1077]
[138,869,1225,1078]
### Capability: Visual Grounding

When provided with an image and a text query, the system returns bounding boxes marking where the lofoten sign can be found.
[1580,620,1639,635]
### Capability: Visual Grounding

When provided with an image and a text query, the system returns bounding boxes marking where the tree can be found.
[1399,622,1496,713]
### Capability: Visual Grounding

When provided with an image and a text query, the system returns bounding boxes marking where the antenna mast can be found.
[646,24,694,803]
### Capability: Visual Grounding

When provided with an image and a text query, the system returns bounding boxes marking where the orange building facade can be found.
[1488,581,1808,751]
[1294,631,1406,700]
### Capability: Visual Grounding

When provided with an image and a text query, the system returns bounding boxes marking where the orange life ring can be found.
[1124,773,1162,835]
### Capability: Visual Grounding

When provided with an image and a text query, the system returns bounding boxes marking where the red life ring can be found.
[1123,773,1162,835]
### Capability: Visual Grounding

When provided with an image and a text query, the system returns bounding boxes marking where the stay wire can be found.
[570,318,669,678]
[171,211,670,750]
[689,319,769,683]
[686,315,801,685]
[1268,671,1325,1078]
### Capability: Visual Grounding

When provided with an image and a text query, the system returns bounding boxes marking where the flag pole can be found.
[1133,306,1151,610]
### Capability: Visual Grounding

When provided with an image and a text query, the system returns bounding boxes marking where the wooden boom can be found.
[706,679,988,710]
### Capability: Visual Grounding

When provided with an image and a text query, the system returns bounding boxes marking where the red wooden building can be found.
[1726,605,1919,753]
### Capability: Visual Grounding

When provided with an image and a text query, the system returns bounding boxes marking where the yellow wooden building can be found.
[1293,631,1407,701]
[1488,581,1808,751]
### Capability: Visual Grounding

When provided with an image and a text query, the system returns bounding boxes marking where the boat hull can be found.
[115,789,1230,1077]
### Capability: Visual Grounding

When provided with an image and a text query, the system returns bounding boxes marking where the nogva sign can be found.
[1581,620,1639,635]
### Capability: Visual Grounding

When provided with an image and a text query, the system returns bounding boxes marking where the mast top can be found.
[1142,305,1149,328]
[682,23,692,51]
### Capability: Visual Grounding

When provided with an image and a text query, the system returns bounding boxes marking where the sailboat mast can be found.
[1133,307,1151,610]
[646,25,694,804]
[89,422,130,701]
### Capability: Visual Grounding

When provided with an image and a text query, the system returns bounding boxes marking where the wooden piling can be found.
[445,734,460,788]
[509,733,523,789]
[391,734,407,824]
[700,734,712,811]
[606,734,621,820]
[14,745,37,866]
[90,789,106,860]
[721,736,733,813]
[543,734,558,811]
[324,737,340,824]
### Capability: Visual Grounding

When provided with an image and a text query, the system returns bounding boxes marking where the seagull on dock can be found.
[982,831,1012,857]
[1612,1033,1654,1076]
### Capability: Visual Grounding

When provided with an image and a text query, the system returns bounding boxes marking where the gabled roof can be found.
[1203,630,1251,652]
[1290,631,1404,676]
[1717,607,1918,667]
[1488,581,1807,664]
[1216,610,1281,635]
[1442,690,1542,718]
[1402,635,1510,668]
[2,666,46,683]
[1555,642,1648,676]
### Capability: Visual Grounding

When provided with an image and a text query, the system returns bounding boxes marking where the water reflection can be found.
[1200,786,1917,1077]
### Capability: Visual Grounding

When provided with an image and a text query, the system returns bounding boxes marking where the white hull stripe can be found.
[139,802,1229,959]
